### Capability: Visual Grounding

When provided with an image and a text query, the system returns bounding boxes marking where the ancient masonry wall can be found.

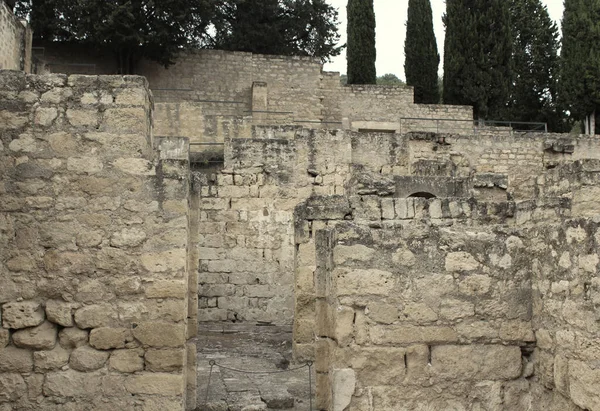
[293,174,600,409]
[194,127,600,409]
[310,221,534,410]
[194,129,600,325]
[526,219,600,411]
[36,46,476,145]
[338,85,473,133]
[0,1,31,72]
[0,71,195,410]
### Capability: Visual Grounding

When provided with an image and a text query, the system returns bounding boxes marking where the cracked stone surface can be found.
[196,323,314,411]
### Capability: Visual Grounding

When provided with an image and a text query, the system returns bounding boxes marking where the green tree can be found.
[377,73,405,85]
[508,0,566,132]
[210,0,342,61]
[560,0,600,134]
[16,0,216,74]
[443,0,512,119]
[404,0,439,104]
[347,0,376,84]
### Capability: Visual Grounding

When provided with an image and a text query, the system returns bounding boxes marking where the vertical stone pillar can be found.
[252,81,268,123]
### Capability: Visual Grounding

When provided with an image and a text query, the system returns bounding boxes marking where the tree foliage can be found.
[377,73,405,86]
[404,0,439,104]
[508,0,566,131]
[16,0,215,74]
[443,0,512,119]
[347,0,376,84]
[209,0,342,62]
[560,0,600,133]
[16,0,343,73]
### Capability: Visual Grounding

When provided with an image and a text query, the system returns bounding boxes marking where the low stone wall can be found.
[0,71,195,410]
[311,222,534,410]
[528,219,600,411]
[0,0,31,72]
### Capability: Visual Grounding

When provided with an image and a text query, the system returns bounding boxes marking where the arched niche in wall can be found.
[408,192,437,199]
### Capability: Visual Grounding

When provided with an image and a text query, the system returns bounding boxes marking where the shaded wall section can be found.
[0,0,31,72]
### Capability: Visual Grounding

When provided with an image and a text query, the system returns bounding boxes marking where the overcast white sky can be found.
[323,0,565,79]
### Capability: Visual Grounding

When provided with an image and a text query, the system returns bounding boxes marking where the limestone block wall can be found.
[194,128,352,324]
[0,1,31,72]
[527,219,600,411]
[340,85,473,133]
[193,128,582,326]
[194,128,595,327]
[310,222,534,410]
[36,46,482,142]
[0,71,194,410]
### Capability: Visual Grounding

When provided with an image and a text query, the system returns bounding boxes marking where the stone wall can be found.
[189,125,600,409]
[193,128,600,327]
[526,219,600,411]
[35,46,476,145]
[310,221,534,410]
[0,71,195,410]
[0,0,31,72]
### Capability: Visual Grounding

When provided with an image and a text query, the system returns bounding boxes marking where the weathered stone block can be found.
[554,355,569,397]
[569,360,600,411]
[89,327,134,350]
[45,300,77,327]
[402,302,438,323]
[144,349,185,372]
[445,252,480,272]
[431,345,522,380]
[0,346,33,372]
[67,157,103,174]
[109,349,145,373]
[335,268,394,296]
[0,374,26,403]
[69,345,110,372]
[439,299,475,320]
[332,368,355,411]
[34,107,58,126]
[33,345,70,371]
[12,321,57,350]
[132,322,185,348]
[334,306,354,347]
[0,330,8,348]
[58,327,89,348]
[392,248,416,268]
[333,245,375,265]
[66,109,99,128]
[110,227,148,248]
[499,321,535,342]
[113,158,155,176]
[43,370,102,397]
[124,373,184,395]
[367,302,399,324]
[458,275,492,296]
[141,249,186,273]
[370,325,459,345]
[2,301,45,329]
[74,304,118,329]
[144,280,187,299]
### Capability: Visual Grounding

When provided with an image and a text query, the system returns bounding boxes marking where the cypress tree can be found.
[560,0,600,134]
[508,0,564,131]
[347,0,376,84]
[404,0,439,104]
[443,0,512,120]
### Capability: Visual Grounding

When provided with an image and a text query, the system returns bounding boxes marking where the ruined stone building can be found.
[1,2,600,410]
